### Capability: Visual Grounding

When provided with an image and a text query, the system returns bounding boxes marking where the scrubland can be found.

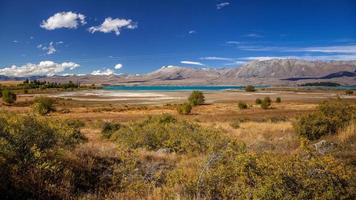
[0,88,355,199]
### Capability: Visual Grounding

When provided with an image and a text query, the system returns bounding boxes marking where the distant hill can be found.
[3,59,356,86]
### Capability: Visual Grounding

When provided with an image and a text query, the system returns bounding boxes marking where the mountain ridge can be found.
[2,59,356,86]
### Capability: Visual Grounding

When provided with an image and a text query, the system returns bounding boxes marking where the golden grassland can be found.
[0,89,355,199]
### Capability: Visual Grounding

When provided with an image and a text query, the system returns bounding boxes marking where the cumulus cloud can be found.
[88,17,137,36]
[41,11,86,30]
[90,68,115,76]
[114,63,123,69]
[216,2,230,10]
[180,61,204,66]
[0,61,79,77]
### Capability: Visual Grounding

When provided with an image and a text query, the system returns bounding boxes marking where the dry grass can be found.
[215,121,300,153]
[337,121,356,144]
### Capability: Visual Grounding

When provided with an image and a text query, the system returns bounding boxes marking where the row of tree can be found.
[18,79,79,89]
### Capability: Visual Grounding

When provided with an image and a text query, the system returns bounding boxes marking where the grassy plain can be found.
[0,87,355,199]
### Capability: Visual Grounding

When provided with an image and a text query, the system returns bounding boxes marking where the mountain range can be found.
[2,59,356,86]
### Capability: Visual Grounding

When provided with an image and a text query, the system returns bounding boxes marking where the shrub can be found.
[0,113,85,199]
[260,97,272,109]
[188,91,205,106]
[345,90,353,95]
[2,89,16,104]
[230,120,240,129]
[177,102,192,115]
[255,98,262,104]
[104,114,229,154]
[32,97,55,115]
[276,97,281,103]
[169,146,354,199]
[295,100,354,140]
[102,121,121,137]
[238,101,248,109]
[245,85,256,92]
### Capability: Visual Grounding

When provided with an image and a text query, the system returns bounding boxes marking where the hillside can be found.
[3,59,355,86]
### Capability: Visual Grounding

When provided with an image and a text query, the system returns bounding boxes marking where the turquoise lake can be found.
[103,85,356,91]
[103,85,252,91]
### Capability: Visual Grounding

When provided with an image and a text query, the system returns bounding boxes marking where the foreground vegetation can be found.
[0,93,355,199]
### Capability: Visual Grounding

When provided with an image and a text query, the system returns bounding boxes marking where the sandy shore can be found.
[44,89,356,104]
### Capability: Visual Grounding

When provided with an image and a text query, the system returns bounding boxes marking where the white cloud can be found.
[88,17,137,36]
[180,61,204,66]
[188,30,196,34]
[241,54,356,61]
[114,63,123,69]
[244,33,263,38]
[91,68,115,76]
[37,41,63,55]
[299,45,356,54]
[0,61,79,77]
[200,56,234,61]
[13,40,19,43]
[217,2,230,10]
[41,11,86,30]
[226,41,241,45]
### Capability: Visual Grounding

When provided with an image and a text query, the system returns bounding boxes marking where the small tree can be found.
[177,102,192,115]
[260,97,271,109]
[188,91,205,106]
[32,97,55,115]
[276,97,281,103]
[238,101,248,109]
[244,85,256,92]
[255,98,262,104]
[2,90,16,104]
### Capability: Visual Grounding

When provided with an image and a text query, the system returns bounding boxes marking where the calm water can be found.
[103,85,267,91]
[103,85,356,91]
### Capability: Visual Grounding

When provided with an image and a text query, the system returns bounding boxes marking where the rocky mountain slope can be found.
[3,59,355,86]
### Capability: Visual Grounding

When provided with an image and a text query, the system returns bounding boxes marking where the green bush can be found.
[276,97,281,103]
[177,102,192,115]
[168,146,354,199]
[104,114,229,154]
[238,101,248,109]
[295,100,354,140]
[245,85,256,92]
[188,91,205,106]
[255,98,262,104]
[345,90,353,95]
[260,97,272,109]
[2,89,16,104]
[102,121,122,137]
[0,112,86,199]
[32,97,55,115]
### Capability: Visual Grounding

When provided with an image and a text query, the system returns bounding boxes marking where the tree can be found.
[177,102,192,115]
[188,91,205,106]
[2,90,16,104]
[244,85,256,92]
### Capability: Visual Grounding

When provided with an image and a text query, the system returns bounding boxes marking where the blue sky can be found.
[0,0,355,77]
